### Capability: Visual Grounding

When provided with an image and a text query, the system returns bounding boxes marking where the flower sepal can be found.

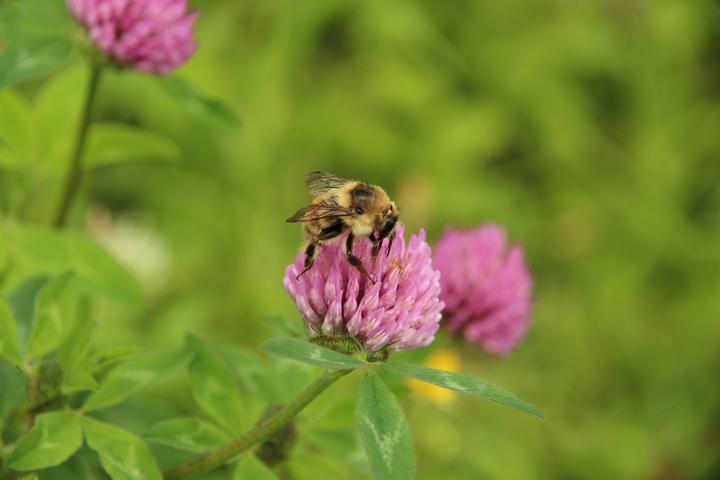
[309,335,363,357]
[310,335,390,363]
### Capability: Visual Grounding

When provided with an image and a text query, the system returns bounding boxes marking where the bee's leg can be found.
[346,233,376,284]
[317,220,345,241]
[370,232,380,257]
[385,229,396,257]
[296,242,317,280]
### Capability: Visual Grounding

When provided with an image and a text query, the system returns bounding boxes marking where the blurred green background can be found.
[3,0,720,478]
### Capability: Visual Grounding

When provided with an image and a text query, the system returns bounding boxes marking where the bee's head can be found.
[347,184,399,239]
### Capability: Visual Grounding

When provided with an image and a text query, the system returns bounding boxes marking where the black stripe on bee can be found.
[350,184,374,202]
[350,184,375,213]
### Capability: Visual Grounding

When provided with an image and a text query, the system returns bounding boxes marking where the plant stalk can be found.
[163,368,351,479]
[53,62,102,228]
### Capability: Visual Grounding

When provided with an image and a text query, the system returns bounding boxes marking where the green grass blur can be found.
[6,0,720,478]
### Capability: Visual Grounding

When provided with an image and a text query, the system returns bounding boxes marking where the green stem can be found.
[53,62,102,229]
[163,369,351,479]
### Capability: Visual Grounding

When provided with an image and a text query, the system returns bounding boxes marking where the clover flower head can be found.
[284,225,443,353]
[67,0,198,74]
[434,224,533,355]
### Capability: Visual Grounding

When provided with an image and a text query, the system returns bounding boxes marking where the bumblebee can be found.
[286,171,399,283]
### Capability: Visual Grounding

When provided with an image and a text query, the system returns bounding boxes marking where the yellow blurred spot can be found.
[408,348,461,404]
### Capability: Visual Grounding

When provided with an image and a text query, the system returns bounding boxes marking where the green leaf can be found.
[57,296,96,393]
[305,427,361,462]
[7,276,49,356]
[0,298,22,364]
[208,341,263,373]
[63,371,99,394]
[66,231,143,303]
[262,314,305,338]
[260,337,364,370]
[18,475,39,480]
[237,368,287,404]
[357,372,415,480]
[86,346,140,373]
[0,0,76,88]
[145,417,231,453]
[83,417,162,480]
[60,303,99,393]
[9,411,83,471]
[57,296,93,369]
[189,337,245,433]
[233,455,278,480]
[158,76,239,129]
[207,340,285,403]
[33,66,84,170]
[85,123,182,169]
[26,272,78,360]
[58,344,138,394]
[84,349,191,412]
[380,363,544,419]
[11,227,69,271]
[0,33,74,90]
[10,226,143,304]
[0,90,34,164]
[0,361,26,420]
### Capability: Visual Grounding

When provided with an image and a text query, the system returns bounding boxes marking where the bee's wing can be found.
[286,201,354,223]
[304,171,350,196]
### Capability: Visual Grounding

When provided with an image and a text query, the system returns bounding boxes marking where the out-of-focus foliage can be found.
[2,0,720,478]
